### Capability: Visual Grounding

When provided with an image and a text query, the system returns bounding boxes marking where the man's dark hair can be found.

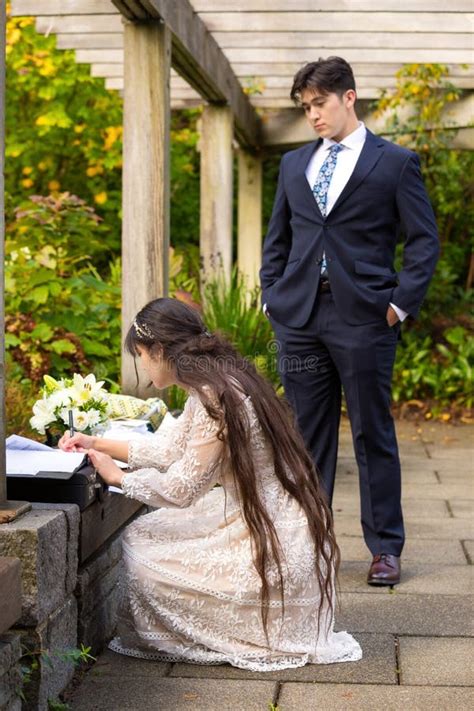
[290,56,356,104]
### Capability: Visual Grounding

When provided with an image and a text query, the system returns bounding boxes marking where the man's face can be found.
[300,88,356,142]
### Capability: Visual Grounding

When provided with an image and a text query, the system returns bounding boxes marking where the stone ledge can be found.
[32,503,80,596]
[16,594,77,711]
[0,558,22,635]
[0,632,23,710]
[0,509,77,626]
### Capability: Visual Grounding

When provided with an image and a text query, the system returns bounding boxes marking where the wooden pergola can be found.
[1,1,473,509]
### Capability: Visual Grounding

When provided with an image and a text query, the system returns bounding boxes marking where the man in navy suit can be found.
[260,57,439,586]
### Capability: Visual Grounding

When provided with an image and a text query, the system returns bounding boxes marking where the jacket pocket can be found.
[354,260,396,277]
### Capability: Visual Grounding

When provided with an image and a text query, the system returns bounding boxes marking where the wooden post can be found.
[237,149,262,291]
[199,105,233,287]
[0,2,30,521]
[121,20,170,396]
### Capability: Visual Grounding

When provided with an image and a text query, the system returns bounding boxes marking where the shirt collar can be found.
[322,121,366,152]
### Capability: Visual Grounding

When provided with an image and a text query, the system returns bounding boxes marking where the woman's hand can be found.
[88,449,124,488]
[58,432,96,452]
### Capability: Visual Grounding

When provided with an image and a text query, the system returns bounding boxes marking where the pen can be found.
[68,410,75,438]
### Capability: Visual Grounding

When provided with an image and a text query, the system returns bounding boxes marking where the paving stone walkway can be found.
[68,420,474,710]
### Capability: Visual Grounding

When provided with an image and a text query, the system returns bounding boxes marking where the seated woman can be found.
[59,298,361,671]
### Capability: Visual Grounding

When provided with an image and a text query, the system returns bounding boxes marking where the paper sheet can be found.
[6,435,53,452]
[6,450,85,476]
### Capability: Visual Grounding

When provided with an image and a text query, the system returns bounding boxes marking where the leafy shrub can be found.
[393,324,473,413]
[5,193,121,386]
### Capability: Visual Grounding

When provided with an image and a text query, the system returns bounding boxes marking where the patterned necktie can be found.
[312,143,344,217]
[312,143,343,277]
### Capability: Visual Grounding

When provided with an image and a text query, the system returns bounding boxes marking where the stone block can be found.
[18,595,77,711]
[171,633,396,685]
[0,509,78,625]
[32,503,80,595]
[0,558,22,635]
[449,498,474,518]
[277,682,474,710]
[339,561,474,596]
[77,568,123,656]
[0,632,23,711]
[76,531,124,654]
[463,540,474,564]
[90,649,170,678]
[70,677,277,711]
[335,516,473,540]
[399,636,474,686]
[336,592,473,636]
[0,633,21,679]
[338,535,465,564]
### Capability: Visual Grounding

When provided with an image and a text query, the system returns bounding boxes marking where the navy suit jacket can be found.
[260,130,439,328]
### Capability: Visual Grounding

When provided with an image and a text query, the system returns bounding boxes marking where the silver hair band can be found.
[133,319,153,339]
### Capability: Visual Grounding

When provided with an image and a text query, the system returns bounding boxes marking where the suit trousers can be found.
[270,291,404,557]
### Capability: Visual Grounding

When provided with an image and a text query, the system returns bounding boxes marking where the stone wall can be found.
[0,632,22,711]
[0,501,142,710]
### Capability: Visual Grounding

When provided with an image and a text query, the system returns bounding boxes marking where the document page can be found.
[6,450,86,476]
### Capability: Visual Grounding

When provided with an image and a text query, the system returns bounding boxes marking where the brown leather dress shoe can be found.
[367,554,401,586]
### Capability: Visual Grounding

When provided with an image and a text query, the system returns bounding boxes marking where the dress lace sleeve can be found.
[121,396,224,508]
[127,405,190,471]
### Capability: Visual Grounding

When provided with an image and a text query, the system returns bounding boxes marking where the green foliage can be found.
[203,270,279,387]
[18,643,95,707]
[374,63,474,304]
[6,11,123,234]
[5,193,121,385]
[169,111,201,249]
[393,325,473,412]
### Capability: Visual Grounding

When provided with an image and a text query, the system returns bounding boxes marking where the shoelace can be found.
[373,554,396,568]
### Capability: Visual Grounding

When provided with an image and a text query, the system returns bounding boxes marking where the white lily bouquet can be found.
[30,373,111,436]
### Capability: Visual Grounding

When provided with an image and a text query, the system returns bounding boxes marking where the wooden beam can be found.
[105,76,201,96]
[75,49,123,62]
[193,1,473,10]
[121,21,170,395]
[261,94,474,148]
[200,106,234,285]
[237,150,262,291]
[36,14,123,33]
[224,48,470,64]
[213,32,474,51]
[119,0,260,147]
[56,33,123,50]
[200,12,472,33]
[12,0,474,13]
[12,0,118,15]
[231,62,474,78]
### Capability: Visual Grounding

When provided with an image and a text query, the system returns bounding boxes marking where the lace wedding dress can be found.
[108,391,362,671]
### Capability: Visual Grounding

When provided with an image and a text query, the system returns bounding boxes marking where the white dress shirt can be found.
[306,121,407,322]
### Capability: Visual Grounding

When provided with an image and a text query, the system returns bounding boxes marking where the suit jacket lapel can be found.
[330,129,385,215]
[294,139,324,219]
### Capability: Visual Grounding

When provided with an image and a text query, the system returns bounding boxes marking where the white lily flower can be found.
[70,373,106,404]
[30,399,56,435]
[59,407,91,432]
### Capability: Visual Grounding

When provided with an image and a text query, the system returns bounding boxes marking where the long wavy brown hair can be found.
[125,297,340,638]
